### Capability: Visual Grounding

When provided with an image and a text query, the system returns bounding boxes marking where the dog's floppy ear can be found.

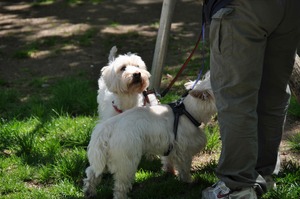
[101,66,112,88]
[184,80,195,90]
[101,66,108,74]
[189,90,212,101]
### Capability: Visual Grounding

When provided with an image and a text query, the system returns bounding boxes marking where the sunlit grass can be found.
[0,114,95,198]
[204,124,221,153]
[109,21,120,28]
[262,161,300,199]
[1,72,300,198]
[288,96,300,117]
[135,169,158,183]
[287,133,300,152]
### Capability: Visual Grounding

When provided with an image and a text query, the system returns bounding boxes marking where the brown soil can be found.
[1,0,299,165]
[0,0,203,89]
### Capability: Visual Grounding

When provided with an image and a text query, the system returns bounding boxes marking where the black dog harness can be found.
[164,98,201,156]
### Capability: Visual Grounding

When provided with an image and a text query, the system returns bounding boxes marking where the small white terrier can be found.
[83,73,216,199]
[97,46,157,121]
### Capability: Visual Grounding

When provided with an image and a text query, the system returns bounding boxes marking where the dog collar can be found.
[112,101,123,114]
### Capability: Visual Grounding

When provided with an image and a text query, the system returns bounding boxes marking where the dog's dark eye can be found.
[120,65,126,71]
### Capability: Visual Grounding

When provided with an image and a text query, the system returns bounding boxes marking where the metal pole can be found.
[149,0,177,92]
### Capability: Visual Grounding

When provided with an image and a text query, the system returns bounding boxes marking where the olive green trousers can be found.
[209,0,300,194]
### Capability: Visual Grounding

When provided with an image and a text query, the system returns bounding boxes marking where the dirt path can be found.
[0,0,203,87]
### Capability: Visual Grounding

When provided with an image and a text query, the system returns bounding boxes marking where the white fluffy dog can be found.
[83,73,216,199]
[97,46,157,121]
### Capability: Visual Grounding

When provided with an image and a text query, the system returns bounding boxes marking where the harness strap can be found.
[169,100,201,139]
[164,99,201,156]
[164,144,173,156]
[181,106,201,127]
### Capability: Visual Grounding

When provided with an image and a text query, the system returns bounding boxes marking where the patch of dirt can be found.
[280,116,300,164]
[0,0,203,90]
[1,0,299,165]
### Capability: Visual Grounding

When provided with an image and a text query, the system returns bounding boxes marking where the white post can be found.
[149,0,177,92]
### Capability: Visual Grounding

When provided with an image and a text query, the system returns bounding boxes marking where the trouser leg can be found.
[256,0,300,176]
[210,0,300,193]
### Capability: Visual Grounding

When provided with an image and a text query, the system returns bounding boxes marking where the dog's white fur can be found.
[97,46,157,121]
[83,73,216,199]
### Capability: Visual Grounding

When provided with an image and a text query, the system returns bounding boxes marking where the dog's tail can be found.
[87,123,111,177]
[108,46,118,62]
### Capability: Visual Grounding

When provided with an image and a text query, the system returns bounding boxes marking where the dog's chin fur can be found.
[97,46,157,121]
[84,72,217,199]
[126,75,149,94]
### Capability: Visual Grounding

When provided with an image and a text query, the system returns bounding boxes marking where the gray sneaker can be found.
[202,181,257,199]
[263,175,276,191]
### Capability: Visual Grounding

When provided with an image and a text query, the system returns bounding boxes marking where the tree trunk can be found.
[290,54,300,104]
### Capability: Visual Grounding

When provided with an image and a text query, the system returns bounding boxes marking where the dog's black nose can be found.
[132,72,141,84]
[133,72,141,79]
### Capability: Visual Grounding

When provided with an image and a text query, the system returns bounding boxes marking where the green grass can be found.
[203,124,221,153]
[287,133,300,152]
[288,96,300,117]
[262,161,300,199]
[13,46,38,59]
[0,114,95,198]
[1,71,300,198]
[0,77,97,119]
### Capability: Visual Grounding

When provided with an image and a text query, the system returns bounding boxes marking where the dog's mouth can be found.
[127,72,150,93]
